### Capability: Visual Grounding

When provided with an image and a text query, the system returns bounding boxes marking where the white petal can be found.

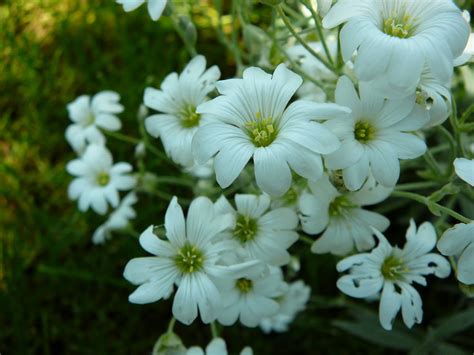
[254,145,292,197]
[172,274,198,325]
[379,282,402,331]
[454,158,474,186]
[165,197,186,247]
[147,0,166,21]
[368,142,400,187]
[458,243,474,285]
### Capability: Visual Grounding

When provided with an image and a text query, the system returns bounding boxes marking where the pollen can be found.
[175,243,204,273]
[234,214,259,243]
[354,121,375,143]
[383,14,413,39]
[236,278,253,293]
[96,171,110,186]
[245,112,277,147]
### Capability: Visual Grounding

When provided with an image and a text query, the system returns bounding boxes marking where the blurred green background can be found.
[1,1,473,354]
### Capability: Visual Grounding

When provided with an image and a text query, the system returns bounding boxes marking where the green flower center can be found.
[245,112,277,147]
[84,112,95,127]
[179,104,200,128]
[234,214,259,243]
[383,14,414,39]
[236,278,253,293]
[328,195,354,217]
[175,243,204,273]
[354,121,375,143]
[96,172,110,186]
[283,187,299,205]
[381,255,408,280]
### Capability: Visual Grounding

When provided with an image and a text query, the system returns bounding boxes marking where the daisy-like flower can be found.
[66,144,136,215]
[193,64,349,196]
[116,0,167,21]
[260,280,311,333]
[92,192,138,244]
[144,55,220,167]
[214,194,299,266]
[65,91,123,153]
[187,338,253,355]
[323,0,470,91]
[217,265,287,328]
[454,158,474,186]
[299,173,391,255]
[438,222,474,285]
[123,197,256,325]
[337,220,451,330]
[324,76,428,190]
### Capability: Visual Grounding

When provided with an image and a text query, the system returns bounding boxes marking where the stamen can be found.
[175,244,204,273]
[234,214,259,243]
[236,278,253,293]
[354,121,375,143]
[245,112,277,147]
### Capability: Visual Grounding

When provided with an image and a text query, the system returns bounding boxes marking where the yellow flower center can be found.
[234,214,259,243]
[383,14,413,39]
[96,172,110,186]
[245,112,277,147]
[175,244,204,273]
[354,121,375,143]
[381,255,409,280]
[236,278,253,293]
[180,104,200,128]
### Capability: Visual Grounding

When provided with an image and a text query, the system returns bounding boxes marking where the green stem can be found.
[277,6,337,75]
[104,130,140,144]
[299,234,314,246]
[391,191,471,224]
[210,321,219,338]
[395,181,440,191]
[167,317,176,334]
[169,15,197,57]
[155,176,195,187]
[423,149,443,177]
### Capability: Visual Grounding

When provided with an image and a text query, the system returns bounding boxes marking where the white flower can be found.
[337,220,451,330]
[323,0,470,91]
[92,192,138,244]
[454,11,474,66]
[184,160,214,179]
[123,196,257,325]
[438,222,474,285]
[116,0,167,21]
[214,194,299,266]
[260,280,311,333]
[65,91,123,153]
[193,64,349,196]
[324,76,428,190]
[144,55,220,167]
[66,144,136,215]
[186,338,253,355]
[299,173,391,255]
[317,0,333,16]
[217,265,286,327]
[454,158,474,186]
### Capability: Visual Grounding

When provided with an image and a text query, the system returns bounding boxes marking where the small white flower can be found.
[260,280,311,333]
[217,265,286,328]
[337,220,451,330]
[116,0,167,21]
[214,194,299,266]
[65,91,123,153]
[186,338,253,355]
[144,55,220,167]
[123,197,257,325]
[438,222,474,285]
[454,158,474,186]
[193,64,349,196]
[67,144,136,215]
[323,0,470,90]
[299,173,391,255]
[92,192,138,244]
[324,76,428,190]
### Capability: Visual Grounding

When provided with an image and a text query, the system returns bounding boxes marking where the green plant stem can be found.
[391,191,471,224]
[169,15,197,57]
[423,149,443,177]
[301,0,334,65]
[167,317,176,334]
[299,234,314,246]
[104,130,140,144]
[155,176,195,187]
[210,321,219,338]
[276,6,337,75]
[395,181,440,191]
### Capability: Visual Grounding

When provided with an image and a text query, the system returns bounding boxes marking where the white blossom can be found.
[438,222,474,285]
[186,338,253,355]
[260,280,311,333]
[337,220,450,330]
[454,158,474,186]
[65,91,123,153]
[324,76,428,190]
[123,196,257,325]
[92,192,138,244]
[323,0,470,91]
[217,265,287,328]
[299,174,391,255]
[193,64,349,196]
[66,144,136,215]
[144,55,220,167]
[214,194,299,266]
[116,0,167,21]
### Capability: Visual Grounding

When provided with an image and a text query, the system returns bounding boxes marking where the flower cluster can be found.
[65,0,474,352]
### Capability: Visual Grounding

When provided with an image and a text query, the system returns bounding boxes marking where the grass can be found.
[1,1,473,354]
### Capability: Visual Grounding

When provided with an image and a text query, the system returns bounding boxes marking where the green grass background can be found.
[1,1,473,354]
